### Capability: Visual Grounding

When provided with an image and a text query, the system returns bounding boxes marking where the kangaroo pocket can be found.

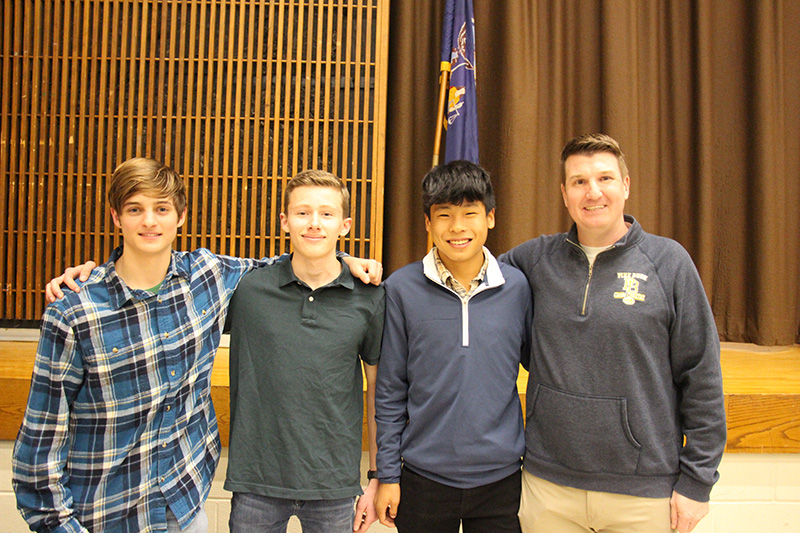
[528,384,642,475]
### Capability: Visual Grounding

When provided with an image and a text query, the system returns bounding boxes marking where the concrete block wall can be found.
[692,454,800,532]
[1,442,798,532]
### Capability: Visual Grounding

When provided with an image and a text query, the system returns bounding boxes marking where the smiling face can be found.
[561,152,630,247]
[280,185,352,261]
[111,193,186,260]
[426,201,495,277]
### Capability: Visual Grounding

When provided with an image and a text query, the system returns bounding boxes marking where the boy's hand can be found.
[344,257,383,285]
[354,478,379,532]
[375,482,400,527]
[45,261,97,303]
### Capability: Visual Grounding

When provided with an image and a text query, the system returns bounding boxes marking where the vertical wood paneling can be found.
[25,3,41,318]
[88,1,102,267]
[242,2,256,258]
[1,0,388,322]
[200,0,214,252]
[232,1,246,257]
[271,2,286,253]
[354,0,367,256]
[186,0,201,252]
[35,2,53,316]
[372,0,389,261]
[221,0,236,253]
[0,2,11,317]
[55,1,71,299]
[17,3,32,317]
[260,1,276,256]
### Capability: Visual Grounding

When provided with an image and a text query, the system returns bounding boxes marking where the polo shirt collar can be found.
[277,255,355,290]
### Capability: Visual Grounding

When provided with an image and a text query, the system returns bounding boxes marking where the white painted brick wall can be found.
[2,442,798,532]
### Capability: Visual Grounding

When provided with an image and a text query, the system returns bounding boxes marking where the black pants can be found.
[394,467,522,533]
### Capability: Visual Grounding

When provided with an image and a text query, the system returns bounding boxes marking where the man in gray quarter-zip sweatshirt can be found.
[501,134,725,533]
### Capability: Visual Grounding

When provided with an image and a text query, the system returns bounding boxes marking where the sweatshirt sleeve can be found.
[498,237,544,278]
[374,282,410,483]
[498,249,535,371]
[497,244,523,270]
[12,307,90,533]
[520,286,534,371]
[667,249,726,502]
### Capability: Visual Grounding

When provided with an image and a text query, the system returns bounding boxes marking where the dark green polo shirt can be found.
[223,258,385,500]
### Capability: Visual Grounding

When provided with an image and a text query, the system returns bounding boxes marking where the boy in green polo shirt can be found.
[224,170,385,533]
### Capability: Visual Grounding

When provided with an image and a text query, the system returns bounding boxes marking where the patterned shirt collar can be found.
[432,246,489,299]
[104,246,192,310]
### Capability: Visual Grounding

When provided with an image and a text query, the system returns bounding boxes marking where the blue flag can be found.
[440,0,478,164]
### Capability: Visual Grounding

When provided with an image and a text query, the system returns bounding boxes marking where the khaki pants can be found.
[518,469,675,533]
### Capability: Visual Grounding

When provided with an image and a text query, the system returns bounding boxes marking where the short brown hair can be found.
[283,170,350,215]
[108,157,187,214]
[560,133,629,184]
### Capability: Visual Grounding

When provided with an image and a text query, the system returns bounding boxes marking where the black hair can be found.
[422,160,496,217]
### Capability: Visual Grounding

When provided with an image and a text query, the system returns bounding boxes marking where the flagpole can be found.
[429,66,450,250]
[432,66,450,168]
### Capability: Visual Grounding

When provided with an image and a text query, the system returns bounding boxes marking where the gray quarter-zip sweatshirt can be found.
[500,215,726,502]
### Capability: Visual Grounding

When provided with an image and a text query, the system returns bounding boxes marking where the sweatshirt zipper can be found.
[446,284,492,347]
[581,263,593,316]
[461,298,469,347]
[434,284,472,346]
[567,238,616,316]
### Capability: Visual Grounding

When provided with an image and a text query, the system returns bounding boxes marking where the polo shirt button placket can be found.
[302,290,318,322]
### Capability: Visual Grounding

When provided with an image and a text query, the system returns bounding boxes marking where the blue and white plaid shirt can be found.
[12,247,278,533]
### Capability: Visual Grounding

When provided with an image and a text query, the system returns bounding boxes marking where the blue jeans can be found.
[230,492,356,533]
[166,505,208,533]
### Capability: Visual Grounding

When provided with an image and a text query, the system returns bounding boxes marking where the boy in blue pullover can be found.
[374,160,532,533]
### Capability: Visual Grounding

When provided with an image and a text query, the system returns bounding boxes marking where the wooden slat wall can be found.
[0,0,389,322]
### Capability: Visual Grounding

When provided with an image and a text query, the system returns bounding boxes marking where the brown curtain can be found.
[384,0,800,346]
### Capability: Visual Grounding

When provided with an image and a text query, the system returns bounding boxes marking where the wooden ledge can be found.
[717,344,800,453]
[1,341,799,453]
